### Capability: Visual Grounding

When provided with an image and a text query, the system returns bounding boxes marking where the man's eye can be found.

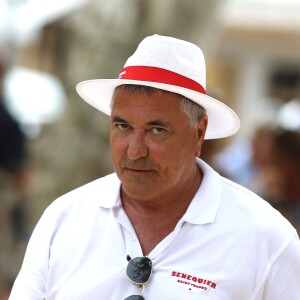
[152,127,166,135]
[116,123,129,131]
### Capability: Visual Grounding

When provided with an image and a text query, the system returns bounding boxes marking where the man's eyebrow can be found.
[111,116,171,127]
[146,120,171,127]
[111,116,127,123]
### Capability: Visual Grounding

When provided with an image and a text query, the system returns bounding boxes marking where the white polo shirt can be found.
[9,159,300,300]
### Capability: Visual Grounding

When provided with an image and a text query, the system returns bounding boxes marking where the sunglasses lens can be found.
[124,296,145,300]
[126,257,152,284]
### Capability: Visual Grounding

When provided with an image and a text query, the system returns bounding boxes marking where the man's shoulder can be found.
[218,175,296,241]
[219,175,284,219]
[46,172,120,213]
[220,175,263,202]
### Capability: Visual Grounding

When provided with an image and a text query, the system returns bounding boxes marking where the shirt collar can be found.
[182,158,222,225]
[97,173,121,208]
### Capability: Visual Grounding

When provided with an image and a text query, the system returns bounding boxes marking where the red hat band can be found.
[118,66,206,95]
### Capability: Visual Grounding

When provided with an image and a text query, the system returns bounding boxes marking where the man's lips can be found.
[121,159,158,173]
[125,167,152,172]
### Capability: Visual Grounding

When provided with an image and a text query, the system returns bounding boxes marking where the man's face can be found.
[110,87,207,202]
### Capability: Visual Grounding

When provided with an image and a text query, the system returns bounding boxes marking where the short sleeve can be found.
[259,232,300,299]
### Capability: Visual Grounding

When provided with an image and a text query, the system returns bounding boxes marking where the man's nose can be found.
[127,129,148,160]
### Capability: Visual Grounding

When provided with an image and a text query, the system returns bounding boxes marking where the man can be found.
[9,35,300,299]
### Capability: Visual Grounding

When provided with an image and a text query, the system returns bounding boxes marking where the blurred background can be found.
[1,0,300,297]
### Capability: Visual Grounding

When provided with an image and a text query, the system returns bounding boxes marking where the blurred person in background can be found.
[232,124,280,200]
[9,35,300,300]
[213,123,275,192]
[0,56,29,241]
[268,127,300,233]
[0,53,30,299]
[213,69,300,191]
[258,98,300,233]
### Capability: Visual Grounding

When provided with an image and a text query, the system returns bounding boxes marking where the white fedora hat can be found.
[76,34,240,139]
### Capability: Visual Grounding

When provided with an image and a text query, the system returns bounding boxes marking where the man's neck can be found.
[121,166,203,254]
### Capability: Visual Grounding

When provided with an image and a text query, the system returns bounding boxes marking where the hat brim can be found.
[76,79,240,139]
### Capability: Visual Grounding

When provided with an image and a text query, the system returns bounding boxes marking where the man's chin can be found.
[121,182,160,202]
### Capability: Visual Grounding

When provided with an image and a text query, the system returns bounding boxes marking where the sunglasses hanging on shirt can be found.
[124,255,153,300]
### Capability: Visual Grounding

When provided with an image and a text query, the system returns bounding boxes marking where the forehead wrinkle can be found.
[112,103,171,121]
[111,89,189,128]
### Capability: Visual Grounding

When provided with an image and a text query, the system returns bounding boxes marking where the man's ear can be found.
[195,115,208,157]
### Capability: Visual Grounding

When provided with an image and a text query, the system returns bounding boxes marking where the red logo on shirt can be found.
[171,271,217,291]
